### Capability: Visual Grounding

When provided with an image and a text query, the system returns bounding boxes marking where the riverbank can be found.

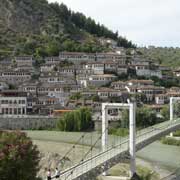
[26,131,180,179]
[137,141,180,179]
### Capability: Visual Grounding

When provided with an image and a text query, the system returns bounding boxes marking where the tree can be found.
[174,102,180,118]
[121,107,160,129]
[136,107,157,128]
[70,92,82,100]
[0,131,40,180]
[57,107,93,131]
[160,105,169,121]
[45,40,61,56]
[91,95,100,102]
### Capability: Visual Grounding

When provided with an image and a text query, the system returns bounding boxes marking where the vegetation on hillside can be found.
[0,131,40,180]
[139,47,180,67]
[130,75,180,88]
[0,0,135,59]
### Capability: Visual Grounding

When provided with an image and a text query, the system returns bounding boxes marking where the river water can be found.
[136,141,180,179]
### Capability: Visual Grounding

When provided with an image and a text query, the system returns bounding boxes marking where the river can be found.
[136,141,180,179]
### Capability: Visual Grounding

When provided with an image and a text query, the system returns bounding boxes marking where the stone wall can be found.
[0,116,58,130]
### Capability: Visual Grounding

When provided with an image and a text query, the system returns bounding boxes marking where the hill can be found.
[0,0,135,59]
[138,47,180,68]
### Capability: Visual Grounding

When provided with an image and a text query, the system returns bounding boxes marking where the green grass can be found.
[109,128,129,137]
[161,137,180,146]
[173,130,180,137]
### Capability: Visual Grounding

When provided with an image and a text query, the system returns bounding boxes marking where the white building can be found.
[155,94,168,105]
[135,65,162,78]
[0,70,31,85]
[0,91,27,116]
[45,57,60,65]
[84,62,104,75]
[89,74,117,87]
[0,81,9,90]
[14,56,33,67]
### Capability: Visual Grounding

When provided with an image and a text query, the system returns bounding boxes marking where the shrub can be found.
[109,128,129,137]
[0,131,40,180]
[161,137,180,146]
[174,130,180,137]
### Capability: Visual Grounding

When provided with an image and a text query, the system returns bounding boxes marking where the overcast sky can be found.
[48,0,180,47]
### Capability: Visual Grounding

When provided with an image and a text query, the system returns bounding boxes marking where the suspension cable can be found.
[65,126,109,179]
[60,132,87,162]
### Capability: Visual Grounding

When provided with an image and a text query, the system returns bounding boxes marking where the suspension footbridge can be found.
[51,98,180,180]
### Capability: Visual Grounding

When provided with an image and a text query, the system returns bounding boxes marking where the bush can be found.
[109,128,129,137]
[174,130,180,137]
[137,166,159,180]
[0,131,40,180]
[161,137,180,146]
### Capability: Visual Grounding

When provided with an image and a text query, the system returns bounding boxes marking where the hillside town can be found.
[1,0,180,180]
[0,46,180,130]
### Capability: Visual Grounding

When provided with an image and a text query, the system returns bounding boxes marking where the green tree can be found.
[70,92,82,100]
[174,102,180,118]
[57,107,92,131]
[121,107,159,128]
[0,131,40,180]
[160,105,170,121]
[45,40,61,56]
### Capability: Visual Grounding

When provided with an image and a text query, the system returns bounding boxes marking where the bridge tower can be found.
[170,97,180,136]
[102,102,136,178]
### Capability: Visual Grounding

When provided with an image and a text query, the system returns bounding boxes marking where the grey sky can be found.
[48,0,180,47]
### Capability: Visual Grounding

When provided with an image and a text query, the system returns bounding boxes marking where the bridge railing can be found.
[59,119,180,180]
[60,139,129,179]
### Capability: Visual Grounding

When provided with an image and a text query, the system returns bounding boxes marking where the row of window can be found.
[0,73,30,76]
[92,77,114,81]
[1,100,26,104]
[1,108,26,115]
[36,101,56,105]
[0,78,30,81]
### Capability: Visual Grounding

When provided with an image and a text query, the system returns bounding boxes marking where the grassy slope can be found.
[138,47,180,67]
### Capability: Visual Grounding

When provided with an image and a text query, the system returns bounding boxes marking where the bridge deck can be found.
[59,119,180,180]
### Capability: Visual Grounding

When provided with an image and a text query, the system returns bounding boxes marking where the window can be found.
[22,108,25,114]
[18,108,21,114]
[9,108,12,114]
[14,108,17,115]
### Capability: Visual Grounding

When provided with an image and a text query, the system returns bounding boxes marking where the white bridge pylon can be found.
[170,97,180,121]
[170,97,180,136]
[102,102,136,178]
